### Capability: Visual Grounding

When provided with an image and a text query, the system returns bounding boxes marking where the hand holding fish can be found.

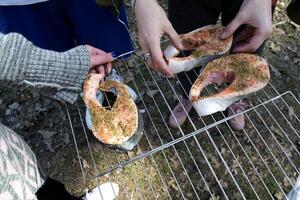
[85,45,113,77]
[135,0,183,77]
[221,0,273,53]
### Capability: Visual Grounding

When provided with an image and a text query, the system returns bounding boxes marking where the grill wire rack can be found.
[64,7,300,200]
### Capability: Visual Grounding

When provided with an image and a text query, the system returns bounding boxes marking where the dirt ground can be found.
[0,0,299,199]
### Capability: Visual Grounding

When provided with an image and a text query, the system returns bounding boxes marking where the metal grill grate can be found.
[64,9,300,199]
[65,46,300,199]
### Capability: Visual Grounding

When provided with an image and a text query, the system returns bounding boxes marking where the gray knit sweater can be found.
[0,33,90,103]
[0,33,90,200]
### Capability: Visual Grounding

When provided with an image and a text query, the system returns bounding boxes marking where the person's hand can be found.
[135,0,183,77]
[85,45,113,77]
[221,0,273,53]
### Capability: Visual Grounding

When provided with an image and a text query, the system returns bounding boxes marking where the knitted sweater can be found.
[0,33,90,200]
[0,123,44,200]
[0,33,90,104]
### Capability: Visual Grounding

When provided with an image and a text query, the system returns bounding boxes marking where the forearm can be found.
[0,33,89,102]
[23,44,89,92]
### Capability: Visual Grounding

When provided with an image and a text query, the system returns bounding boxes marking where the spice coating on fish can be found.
[163,25,233,74]
[83,74,138,145]
[189,54,270,116]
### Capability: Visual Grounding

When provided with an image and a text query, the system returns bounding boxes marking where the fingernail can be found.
[167,72,174,78]
[111,52,117,58]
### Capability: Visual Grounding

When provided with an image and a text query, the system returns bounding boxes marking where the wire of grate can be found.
[64,4,300,198]
[65,45,300,199]
[65,89,300,199]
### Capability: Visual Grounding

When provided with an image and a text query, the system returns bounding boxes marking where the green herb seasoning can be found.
[192,54,269,100]
[192,49,207,57]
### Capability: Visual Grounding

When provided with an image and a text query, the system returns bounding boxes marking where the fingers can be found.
[86,45,114,67]
[89,65,105,78]
[98,66,105,77]
[90,53,113,67]
[139,32,174,77]
[233,30,266,52]
[106,62,112,74]
[148,37,174,77]
[86,45,113,81]
[221,15,244,39]
[147,57,173,78]
[138,33,149,53]
[165,23,183,50]
[90,69,96,74]
[89,66,105,84]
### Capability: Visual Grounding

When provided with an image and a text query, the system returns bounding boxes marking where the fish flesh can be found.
[163,25,233,74]
[83,74,138,145]
[189,54,270,116]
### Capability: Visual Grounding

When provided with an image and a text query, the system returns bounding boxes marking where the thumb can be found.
[165,24,183,50]
[221,16,243,39]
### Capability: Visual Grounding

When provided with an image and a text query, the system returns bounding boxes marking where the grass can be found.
[34,0,300,199]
